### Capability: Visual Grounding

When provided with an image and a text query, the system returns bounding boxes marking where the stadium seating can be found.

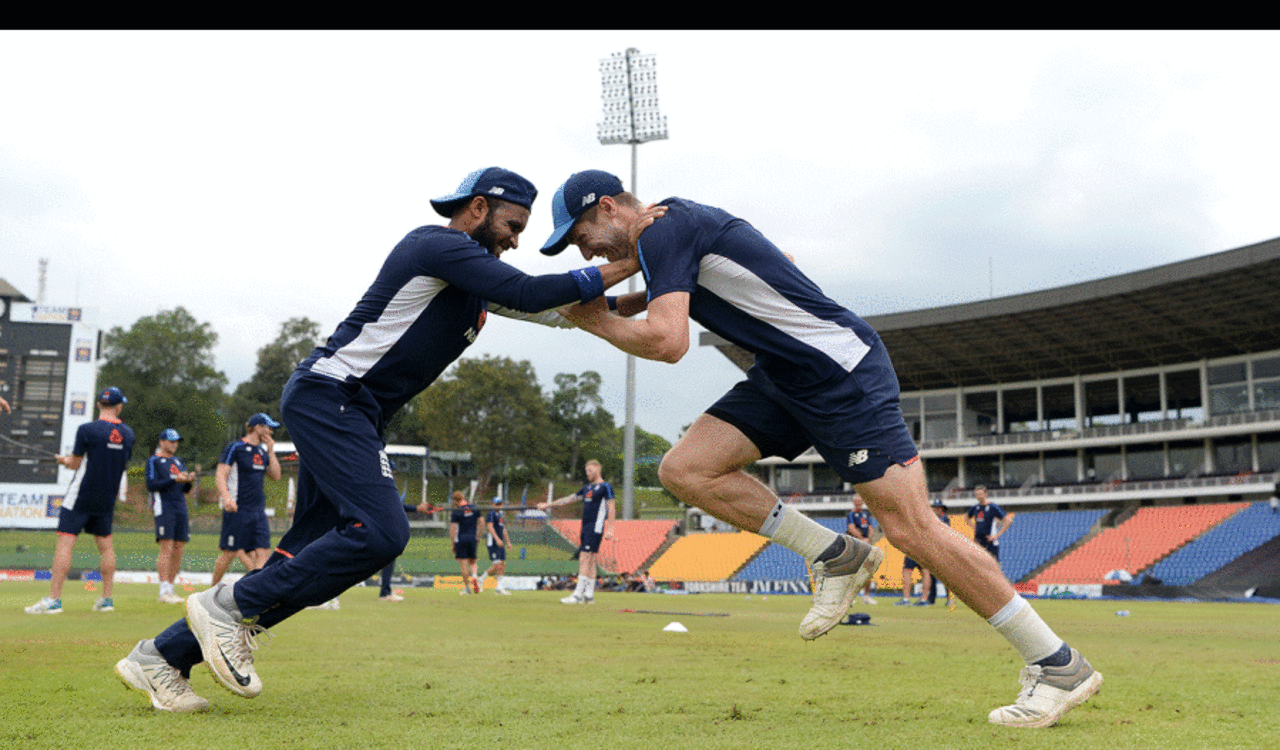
[995,509,1107,583]
[547,519,677,575]
[1139,502,1280,585]
[647,531,770,581]
[1030,503,1248,585]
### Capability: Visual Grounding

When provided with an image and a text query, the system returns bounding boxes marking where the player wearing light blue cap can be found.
[147,428,197,603]
[116,167,650,712]
[543,170,1101,729]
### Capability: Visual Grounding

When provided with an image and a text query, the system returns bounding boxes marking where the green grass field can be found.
[1,582,1276,750]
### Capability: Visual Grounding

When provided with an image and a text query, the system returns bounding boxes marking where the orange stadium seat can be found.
[547,519,677,575]
[1030,503,1248,586]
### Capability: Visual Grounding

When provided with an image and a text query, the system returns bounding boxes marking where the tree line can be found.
[97,307,672,489]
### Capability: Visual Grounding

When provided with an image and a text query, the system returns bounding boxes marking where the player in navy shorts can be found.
[539,459,615,604]
[544,170,1100,728]
[478,495,513,595]
[845,496,878,605]
[26,387,134,615]
[211,413,282,585]
[451,492,481,594]
[966,485,1014,560]
[147,428,197,604]
[116,167,647,712]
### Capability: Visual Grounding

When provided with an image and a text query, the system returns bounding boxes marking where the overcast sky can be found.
[2,30,1278,444]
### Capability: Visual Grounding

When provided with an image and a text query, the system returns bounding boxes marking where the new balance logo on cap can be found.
[488,187,505,195]
[581,192,596,207]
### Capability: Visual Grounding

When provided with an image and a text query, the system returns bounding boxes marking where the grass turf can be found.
[1,582,1276,750]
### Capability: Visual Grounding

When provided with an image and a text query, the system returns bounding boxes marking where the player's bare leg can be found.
[95,534,116,600]
[857,461,1101,727]
[659,413,881,639]
[48,532,77,600]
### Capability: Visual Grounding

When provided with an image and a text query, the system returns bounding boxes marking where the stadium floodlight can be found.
[597,47,668,522]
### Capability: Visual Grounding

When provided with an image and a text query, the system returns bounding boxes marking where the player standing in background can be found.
[450,492,481,594]
[545,169,1100,728]
[26,386,134,615]
[478,495,513,594]
[845,495,878,605]
[146,428,197,604]
[538,459,615,604]
[210,413,282,586]
[966,485,1013,561]
[115,166,647,712]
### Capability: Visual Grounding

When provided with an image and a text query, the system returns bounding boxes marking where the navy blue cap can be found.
[98,386,127,405]
[160,428,182,441]
[540,170,626,255]
[430,167,538,218]
[247,413,281,428]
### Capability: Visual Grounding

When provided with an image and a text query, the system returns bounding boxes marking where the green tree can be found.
[227,317,324,440]
[97,307,228,467]
[548,371,613,478]
[580,424,672,489]
[408,355,555,493]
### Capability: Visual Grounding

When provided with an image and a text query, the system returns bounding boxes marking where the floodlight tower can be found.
[598,47,668,521]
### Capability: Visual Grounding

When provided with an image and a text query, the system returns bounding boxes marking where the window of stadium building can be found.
[1209,362,1250,415]
[925,458,958,492]
[1214,438,1252,475]
[1126,446,1165,480]
[1168,441,1206,478]
[1042,451,1077,484]
[812,463,844,492]
[965,456,1000,488]
[1085,448,1122,482]
[774,466,809,495]
[1003,455,1039,487]
[963,391,998,437]
[1254,380,1280,411]
[1258,434,1280,472]
[1084,379,1122,426]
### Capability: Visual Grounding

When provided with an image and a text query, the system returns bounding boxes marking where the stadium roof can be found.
[703,235,1280,391]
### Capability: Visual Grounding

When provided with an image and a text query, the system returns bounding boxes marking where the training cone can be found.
[662,621,688,632]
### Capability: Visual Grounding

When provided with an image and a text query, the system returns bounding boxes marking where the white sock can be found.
[987,596,1065,665]
[584,576,597,597]
[759,503,839,562]
[495,576,506,591]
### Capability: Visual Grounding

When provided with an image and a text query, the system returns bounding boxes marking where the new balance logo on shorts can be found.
[379,451,393,479]
[848,450,869,467]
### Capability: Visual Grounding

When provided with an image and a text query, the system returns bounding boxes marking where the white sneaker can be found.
[860,594,878,605]
[159,593,186,604]
[185,583,265,698]
[25,596,62,614]
[989,649,1103,728]
[799,535,883,640]
[116,640,209,712]
[93,597,115,612]
[379,593,405,602]
[560,593,584,604]
[495,588,512,595]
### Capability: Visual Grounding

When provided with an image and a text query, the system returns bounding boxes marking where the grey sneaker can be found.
[115,640,210,712]
[989,649,1103,728]
[185,583,266,698]
[799,535,883,640]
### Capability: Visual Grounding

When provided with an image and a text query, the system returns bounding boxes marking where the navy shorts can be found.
[902,557,921,570]
[220,509,271,551]
[977,538,1000,559]
[705,340,918,485]
[454,539,477,560]
[155,508,190,543]
[580,528,603,554]
[57,506,113,537]
[487,543,506,562]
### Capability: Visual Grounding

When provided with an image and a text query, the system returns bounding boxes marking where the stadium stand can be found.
[1030,503,1249,585]
[1138,501,1280,585]
[547,519,677,575]
[995,509,1107,583]
[647,531,770,581]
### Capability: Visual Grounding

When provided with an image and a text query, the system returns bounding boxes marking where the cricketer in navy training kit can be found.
[26,386,135,616]
[546,170,1102,728]
[210,413,283,586]
[451,493,481,595]
[115,166,650,713]
[538,458,615,604]
[147,428,197,604]
[478,494,514,595]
